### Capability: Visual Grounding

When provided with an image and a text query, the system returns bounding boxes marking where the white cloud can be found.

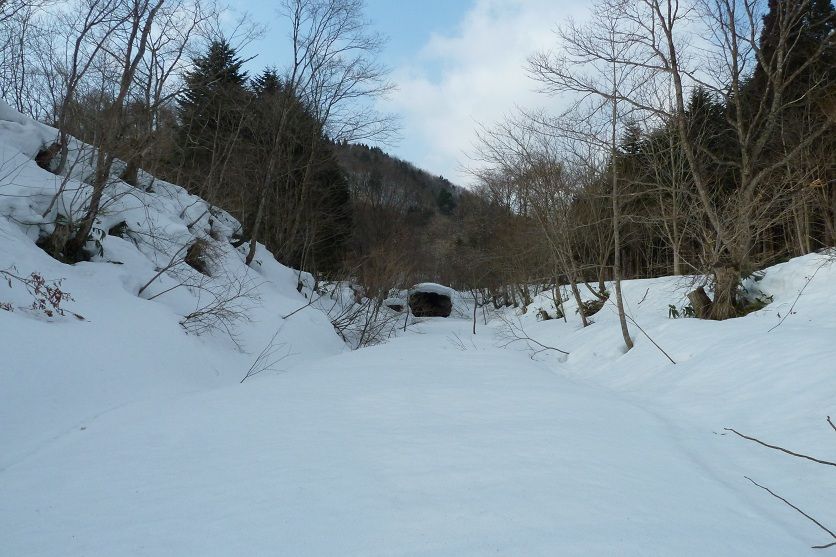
[383,0,588,187]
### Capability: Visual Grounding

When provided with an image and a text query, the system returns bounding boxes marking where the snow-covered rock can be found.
[409,282,454,317]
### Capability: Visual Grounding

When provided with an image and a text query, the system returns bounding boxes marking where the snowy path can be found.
[0,318,806,556]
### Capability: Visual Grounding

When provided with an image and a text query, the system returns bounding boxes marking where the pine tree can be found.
[308,154,353,275]
[175,39,250,190]
[757,0,834,90]
[251,68,282,98]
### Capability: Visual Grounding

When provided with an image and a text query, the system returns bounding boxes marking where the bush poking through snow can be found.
[178,266,260,349]
[1,268,74,318]
[36,217,73,262]
[317,283,412,349]
[495,312,569,358]
[107,221,129,239]
[667,304,696,319]
[577,298,606,318]
[738,294,774,317]
[36,215,106,263]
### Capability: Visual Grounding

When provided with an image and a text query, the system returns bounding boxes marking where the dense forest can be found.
[0,0,833,337]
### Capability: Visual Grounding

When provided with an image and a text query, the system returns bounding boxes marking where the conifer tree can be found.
[251,68,282,98]
[175,39,249,193]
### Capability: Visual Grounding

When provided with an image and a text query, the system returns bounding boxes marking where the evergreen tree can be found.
[757,0,834,90]
[742,0,834,125]
[436,189,456,215]
[251,68,282,98]
[307,154,353,275]
[175,39,249,189]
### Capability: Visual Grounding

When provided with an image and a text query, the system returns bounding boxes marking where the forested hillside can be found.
[333,141,470,294]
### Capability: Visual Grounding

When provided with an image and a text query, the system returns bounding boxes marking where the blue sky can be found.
[234,1,587,186]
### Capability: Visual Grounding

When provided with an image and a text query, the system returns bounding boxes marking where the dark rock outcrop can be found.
[409,290,452,318]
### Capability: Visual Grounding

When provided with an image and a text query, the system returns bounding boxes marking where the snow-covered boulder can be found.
[383,296,407,312]
[409,282,453,317]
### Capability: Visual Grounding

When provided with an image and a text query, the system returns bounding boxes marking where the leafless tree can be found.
[244,0,396,267]
[527,0,834,319]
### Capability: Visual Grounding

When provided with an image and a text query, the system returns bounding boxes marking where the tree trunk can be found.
[472,291,478,335]
[245,187,267,266]
[672,245,681,276]
[121,157,140,187]
[598,265,607,296]
[709,265,739,320]
[65,150,111,259]
[611,76,632,351]
[687,287,713,319]
[569,278,588,328]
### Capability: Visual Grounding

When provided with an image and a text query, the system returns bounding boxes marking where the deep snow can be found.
[1,100,835,555]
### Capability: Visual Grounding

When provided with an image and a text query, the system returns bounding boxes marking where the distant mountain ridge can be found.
[334,141,463,217]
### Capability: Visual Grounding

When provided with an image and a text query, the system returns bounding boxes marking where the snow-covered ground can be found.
[1,101,835,555]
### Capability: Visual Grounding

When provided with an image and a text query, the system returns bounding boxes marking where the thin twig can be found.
[282,293,322,319]
[725,428,836,468]
[744,476,836,549]
[768,258,830,333]
[241,328,294,383]
[623,313,676,364]
[496,313,569,355]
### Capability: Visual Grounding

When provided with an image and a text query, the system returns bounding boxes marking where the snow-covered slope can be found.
[518,253,836,442]
[0,102,345,471]
[1,100,835,555]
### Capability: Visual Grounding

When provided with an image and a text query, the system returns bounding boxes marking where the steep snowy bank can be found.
[0,102,345,471]
[519,252,836,440]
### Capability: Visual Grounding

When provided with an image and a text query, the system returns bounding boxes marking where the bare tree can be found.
[528,0,834,319]
[244,0,396,268]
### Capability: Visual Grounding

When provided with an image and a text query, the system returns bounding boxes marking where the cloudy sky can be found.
[240,0,589,186]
